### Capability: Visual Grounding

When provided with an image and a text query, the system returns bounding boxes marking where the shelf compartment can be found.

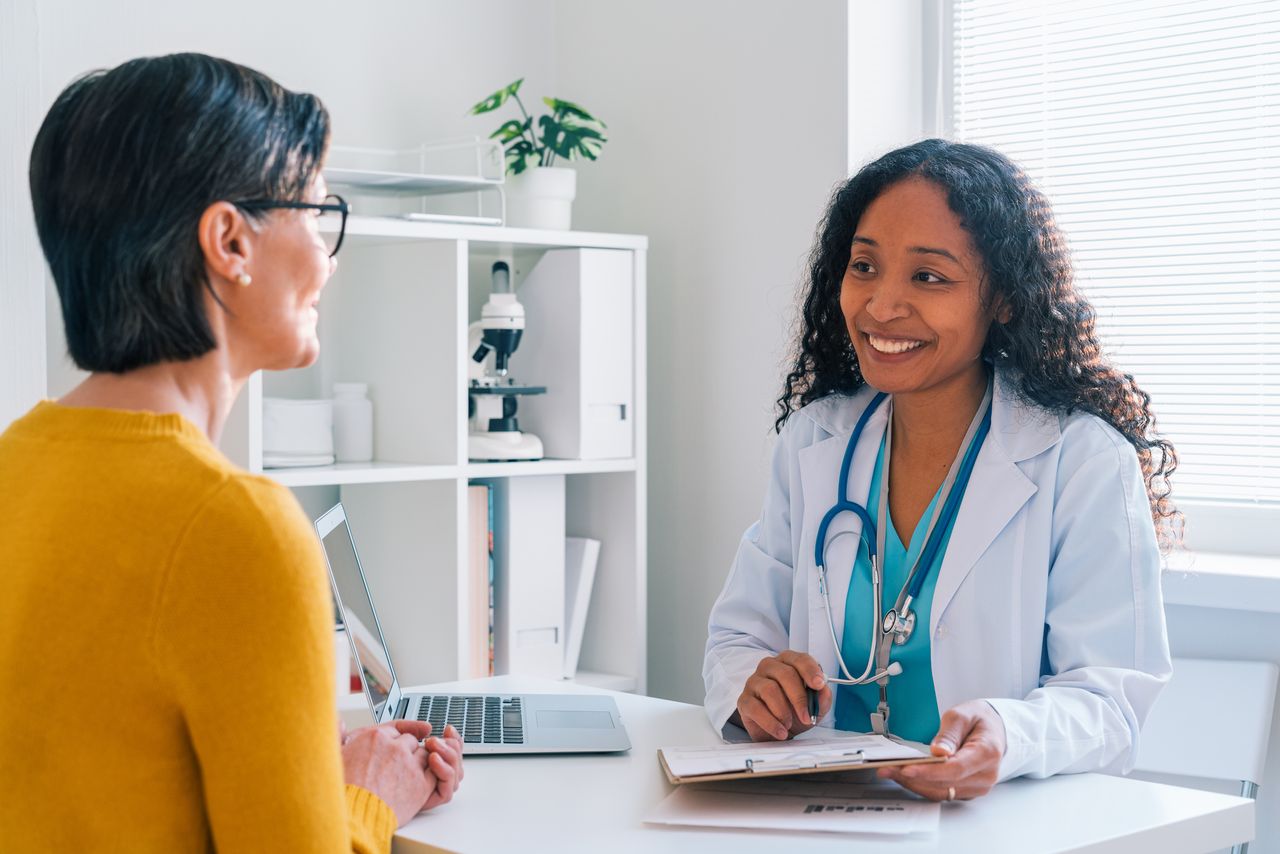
[566,472,643,691]
[340,480,463,688]
[466,458,636,479]
[267,461,460,488]
[323,215,647,251]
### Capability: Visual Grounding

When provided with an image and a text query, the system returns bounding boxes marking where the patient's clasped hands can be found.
[341,720,465,824]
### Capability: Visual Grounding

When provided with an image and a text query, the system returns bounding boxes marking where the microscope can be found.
[467,261,547,461]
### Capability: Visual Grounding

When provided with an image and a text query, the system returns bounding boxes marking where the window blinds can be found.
[952,0,1280,504]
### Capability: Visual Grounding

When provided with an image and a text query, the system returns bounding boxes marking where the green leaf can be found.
[489,118,532,143]
[562,116,607,139]
[503,138,541,175]
[538,115,608,163]
[542,97,602,125]
[469,79,523,115]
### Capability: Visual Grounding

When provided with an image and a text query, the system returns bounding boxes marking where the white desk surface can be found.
[393,676,1253,854]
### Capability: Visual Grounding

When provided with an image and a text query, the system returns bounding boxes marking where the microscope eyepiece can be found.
[491,261,512,295]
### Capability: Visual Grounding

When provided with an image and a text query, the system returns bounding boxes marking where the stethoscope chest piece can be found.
[882,608,916,646]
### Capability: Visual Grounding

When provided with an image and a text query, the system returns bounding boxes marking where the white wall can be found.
[847,0,926,167]
[34,0,557,148]
[0,0,46,429]
[553,0,849,703]
[36,0,560,396]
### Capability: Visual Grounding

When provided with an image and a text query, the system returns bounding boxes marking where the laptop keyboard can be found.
[415,695,525,745]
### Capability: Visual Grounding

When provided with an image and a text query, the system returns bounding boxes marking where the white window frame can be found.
[926,0,1280,559]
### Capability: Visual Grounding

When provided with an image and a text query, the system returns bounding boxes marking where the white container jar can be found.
[332,383,374,463]
[262,398,334,467]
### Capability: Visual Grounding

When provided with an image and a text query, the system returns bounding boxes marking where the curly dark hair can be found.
[777,139,1180,549]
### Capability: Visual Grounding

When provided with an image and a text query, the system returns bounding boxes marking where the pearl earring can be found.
[236,272,252,287]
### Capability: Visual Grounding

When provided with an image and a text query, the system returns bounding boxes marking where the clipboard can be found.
[657,737,945,785]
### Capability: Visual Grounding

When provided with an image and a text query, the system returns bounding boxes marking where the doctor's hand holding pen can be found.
[732,650,833,741]
[878,700,1006,802]
[732,653,1006,803]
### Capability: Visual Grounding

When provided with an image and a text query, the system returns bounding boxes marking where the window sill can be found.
[1162,551,1280,615]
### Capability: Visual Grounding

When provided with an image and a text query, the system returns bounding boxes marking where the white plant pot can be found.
[505,166,577,230]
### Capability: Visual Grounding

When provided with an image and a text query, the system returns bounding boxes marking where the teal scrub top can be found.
[834,435,961,743]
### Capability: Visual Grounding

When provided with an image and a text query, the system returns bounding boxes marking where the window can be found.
[950,1,1280,524]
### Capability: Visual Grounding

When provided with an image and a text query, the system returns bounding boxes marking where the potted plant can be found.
[470,79,607,230]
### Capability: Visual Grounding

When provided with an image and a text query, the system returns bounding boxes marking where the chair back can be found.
[1134,658,1278,786]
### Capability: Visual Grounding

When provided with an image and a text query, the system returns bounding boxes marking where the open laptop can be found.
[316,502,631,755]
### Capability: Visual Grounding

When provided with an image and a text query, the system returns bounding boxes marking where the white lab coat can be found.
[703,369,1172,781]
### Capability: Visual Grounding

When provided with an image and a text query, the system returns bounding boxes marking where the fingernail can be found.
[935,739,955,754]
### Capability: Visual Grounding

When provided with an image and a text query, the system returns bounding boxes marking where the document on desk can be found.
[659,729,931,780]
[644,778,940,836]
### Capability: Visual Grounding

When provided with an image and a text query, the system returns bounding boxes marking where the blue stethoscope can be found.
[813,380,993,734]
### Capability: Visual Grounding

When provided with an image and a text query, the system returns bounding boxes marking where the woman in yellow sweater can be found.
[0,53,462,852]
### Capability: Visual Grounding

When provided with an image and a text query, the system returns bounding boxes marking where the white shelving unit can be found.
[219,216,648,695]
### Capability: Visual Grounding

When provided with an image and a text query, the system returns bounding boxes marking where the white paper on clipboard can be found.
[660,730,926,778]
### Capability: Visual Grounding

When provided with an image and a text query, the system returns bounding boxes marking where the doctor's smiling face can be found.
[840,177,1007,400]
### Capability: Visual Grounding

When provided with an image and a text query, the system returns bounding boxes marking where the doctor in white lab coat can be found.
[704,139,1175,802]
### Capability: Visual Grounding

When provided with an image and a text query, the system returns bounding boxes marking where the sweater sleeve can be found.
[152,476,397,853]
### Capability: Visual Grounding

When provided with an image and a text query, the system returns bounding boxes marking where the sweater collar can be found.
[11,400,210,445]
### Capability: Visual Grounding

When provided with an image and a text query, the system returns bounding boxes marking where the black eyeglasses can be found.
[231,193,350,257]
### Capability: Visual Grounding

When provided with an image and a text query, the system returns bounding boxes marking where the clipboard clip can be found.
[744,749,865,773]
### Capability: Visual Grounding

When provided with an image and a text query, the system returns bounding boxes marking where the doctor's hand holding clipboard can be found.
[705,139,1176,803]
[732,652,1005,801]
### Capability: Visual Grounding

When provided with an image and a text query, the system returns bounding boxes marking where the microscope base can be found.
[468,430,545,462]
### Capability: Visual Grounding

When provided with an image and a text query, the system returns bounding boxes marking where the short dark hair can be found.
[29,53,331,373]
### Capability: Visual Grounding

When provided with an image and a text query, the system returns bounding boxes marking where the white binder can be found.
[488,475,565,678]
[516,248,635,460]
[562,536,601,679]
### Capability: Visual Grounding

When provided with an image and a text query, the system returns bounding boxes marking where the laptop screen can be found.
[321,513,396,719]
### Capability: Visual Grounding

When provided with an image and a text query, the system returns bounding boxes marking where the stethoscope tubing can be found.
[814,382,993,689]
[822,392,889,569]
[814,391,891,688]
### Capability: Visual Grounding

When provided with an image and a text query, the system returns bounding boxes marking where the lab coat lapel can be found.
[928,442,1035,629]
[798,401,889,673]
[929,374,1056,628]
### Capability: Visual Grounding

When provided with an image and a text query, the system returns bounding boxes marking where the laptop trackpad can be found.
[536,709,615,729]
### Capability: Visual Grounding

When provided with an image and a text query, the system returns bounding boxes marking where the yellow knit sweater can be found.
[0,401,396,852]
